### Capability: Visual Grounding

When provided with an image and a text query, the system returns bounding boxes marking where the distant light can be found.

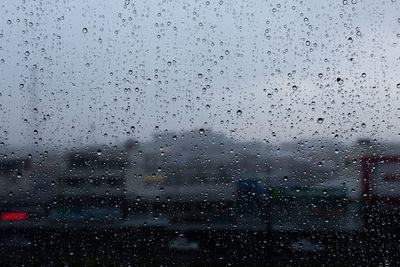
[1,212,28,221]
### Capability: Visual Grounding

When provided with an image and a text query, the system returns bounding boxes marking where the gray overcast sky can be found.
[1,0,400,150]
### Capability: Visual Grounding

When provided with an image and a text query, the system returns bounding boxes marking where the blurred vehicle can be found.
[168,235,199,251]
[290,238,325,252]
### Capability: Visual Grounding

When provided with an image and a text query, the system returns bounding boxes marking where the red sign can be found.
[1,212,28,221]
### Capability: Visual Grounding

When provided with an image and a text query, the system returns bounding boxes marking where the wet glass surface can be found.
[1,0,400,265]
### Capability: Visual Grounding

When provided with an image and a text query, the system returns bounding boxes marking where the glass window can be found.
[0,0,399,264]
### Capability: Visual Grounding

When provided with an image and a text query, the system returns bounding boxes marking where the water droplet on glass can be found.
[96,149,102,155]
[199,128,205,134]
[317,118,324,124]
[236,110,242,116]
[82,27,88,34]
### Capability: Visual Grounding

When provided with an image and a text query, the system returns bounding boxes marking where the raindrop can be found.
[199,128,205,134]
[96,149,102,155]
[317,118,324,124]
[337,78,343,85]
[82,27,88,34]
[16,172,22,179]
[236,110,242,116]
